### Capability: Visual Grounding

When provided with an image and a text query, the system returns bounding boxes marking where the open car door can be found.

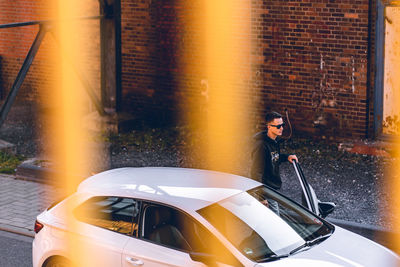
[292,161,336,218]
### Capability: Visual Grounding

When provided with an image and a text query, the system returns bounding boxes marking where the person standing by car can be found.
[250,111,298,190]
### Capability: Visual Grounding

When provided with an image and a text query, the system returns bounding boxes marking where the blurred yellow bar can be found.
[42,1,98,266]
[383,4,400,255]
[182,0,251,259]
[183,0,251,173]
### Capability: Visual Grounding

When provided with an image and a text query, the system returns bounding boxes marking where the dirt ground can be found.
[107,129,398,230]
[0,103,398,231]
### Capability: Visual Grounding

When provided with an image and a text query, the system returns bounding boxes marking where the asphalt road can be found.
[0,230,33,267]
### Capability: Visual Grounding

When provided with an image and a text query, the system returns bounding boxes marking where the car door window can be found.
[141,204,242,266]
[75,196,140,235]
[142,205,191,251]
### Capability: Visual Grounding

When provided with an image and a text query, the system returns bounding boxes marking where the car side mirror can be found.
[189,252,217,266]
[318,201,336,218]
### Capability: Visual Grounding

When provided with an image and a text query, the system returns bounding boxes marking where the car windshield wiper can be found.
[289,233,333,255]
[258,253,289,263]
[258,233,333,263]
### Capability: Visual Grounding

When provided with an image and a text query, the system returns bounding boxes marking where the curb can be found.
[15,159,59,186]
[0,223,34,238]
[338,140,392,157]
[15,157,108,186]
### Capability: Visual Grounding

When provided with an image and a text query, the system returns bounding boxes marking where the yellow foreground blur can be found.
[43,1,99,266]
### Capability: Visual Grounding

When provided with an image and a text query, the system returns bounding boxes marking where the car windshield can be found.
[197,185,334,263]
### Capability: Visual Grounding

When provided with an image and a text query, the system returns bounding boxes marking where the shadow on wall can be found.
[121,0,182,131]
[312,111,341,139]
[118,98,179,132]
[292,110,343,141]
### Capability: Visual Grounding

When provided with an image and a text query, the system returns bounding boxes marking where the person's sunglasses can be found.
[269,123,285,129]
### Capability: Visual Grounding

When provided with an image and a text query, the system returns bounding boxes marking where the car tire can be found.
[43,256,72,267]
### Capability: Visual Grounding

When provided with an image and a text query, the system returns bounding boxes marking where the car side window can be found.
[141,204,242,266]
[75,196,140,236]
[141,205,192,251]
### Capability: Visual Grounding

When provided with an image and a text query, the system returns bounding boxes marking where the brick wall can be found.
[121,0,189,126]
[2,0,376,139]
[0,0,100,108]
[121,0,256,129]
[0,0,51,102]
[250,0,373,139]
[121,0,375,139]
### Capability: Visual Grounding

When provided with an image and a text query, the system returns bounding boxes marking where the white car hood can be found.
[255,226,399,267]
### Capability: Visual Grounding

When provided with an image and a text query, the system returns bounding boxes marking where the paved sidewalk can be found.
[0,174,62,237]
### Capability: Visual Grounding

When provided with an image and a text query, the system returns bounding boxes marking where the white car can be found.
[33,167,399,267]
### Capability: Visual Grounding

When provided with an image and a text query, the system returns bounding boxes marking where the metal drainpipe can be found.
[373,0,385,138]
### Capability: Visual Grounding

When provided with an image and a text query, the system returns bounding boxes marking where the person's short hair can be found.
[265,111,282,124]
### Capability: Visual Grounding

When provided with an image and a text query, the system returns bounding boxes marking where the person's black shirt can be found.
[250,131,288,190]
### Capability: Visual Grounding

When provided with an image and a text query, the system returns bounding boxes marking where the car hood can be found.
[255,226,399,267]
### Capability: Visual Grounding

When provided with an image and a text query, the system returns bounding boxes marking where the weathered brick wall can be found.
[0,0,100,107]
[121,0,189,126]
[121,0,255,128]
[2,0,376,139]
[121,0,374,139]
[251,0,372,139]
[0,0,51,102]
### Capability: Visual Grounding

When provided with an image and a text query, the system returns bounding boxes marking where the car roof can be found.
[77,167,261,212]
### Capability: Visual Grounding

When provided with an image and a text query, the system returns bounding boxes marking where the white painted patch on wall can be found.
[383,5,400,135]
[320,54,324,71]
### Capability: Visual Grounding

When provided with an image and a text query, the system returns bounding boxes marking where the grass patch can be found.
[0,152,25,174]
